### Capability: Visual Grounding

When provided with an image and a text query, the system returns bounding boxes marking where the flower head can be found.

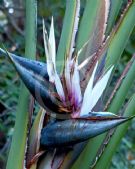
[0,10,134,149]
[42,17,114,119]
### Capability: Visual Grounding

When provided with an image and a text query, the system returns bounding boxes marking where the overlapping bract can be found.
[42,17,114,119]
[0,16,133,149]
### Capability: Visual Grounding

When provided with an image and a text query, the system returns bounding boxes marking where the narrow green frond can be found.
[76,0,110,63]
[27,109,45,168]
[6,0,37,169]
[105,1,135,69]
[72,2,135,168]
[105,0,123,35]
[94,94,135,169]
[56,0,79,72]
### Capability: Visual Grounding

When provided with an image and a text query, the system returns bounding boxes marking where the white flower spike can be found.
[88,66,114,112]
[80,64,113,116]
[43,18,65,101]
[43,16,114,117]
[80,62,98,116]
[49,17,56,67]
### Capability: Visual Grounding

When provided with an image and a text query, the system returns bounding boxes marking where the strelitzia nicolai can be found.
[0,19,132,146]
[0,15,134,168]
[1,0,135,168]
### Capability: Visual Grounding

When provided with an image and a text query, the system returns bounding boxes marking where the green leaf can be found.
[88,56,135,169]
[38,152,54,169]
[94,94,135,169]
[6,0,37,169]
[105,0,123,35]
[105,1,135,69]
[76,0,110,63]
[108,57,135,113]
[71,1,135,169]
[28,109,45,169]
[56,0,79,72]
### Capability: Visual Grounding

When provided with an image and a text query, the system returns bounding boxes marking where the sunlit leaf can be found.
[27,109,45,169]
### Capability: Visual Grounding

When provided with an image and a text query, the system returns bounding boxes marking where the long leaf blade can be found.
[76,0,110,63]
[94,94,135,169]
[6,0,37,168]
[72,2,135,169]
[56,0,79,72]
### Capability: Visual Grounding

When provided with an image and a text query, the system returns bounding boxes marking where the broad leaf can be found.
[76,0,110,63]
[72,1,135,169]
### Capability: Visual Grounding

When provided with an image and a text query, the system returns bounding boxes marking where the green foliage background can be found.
[0,0,135,168]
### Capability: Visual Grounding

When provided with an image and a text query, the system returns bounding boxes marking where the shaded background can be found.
[0,0,135,169]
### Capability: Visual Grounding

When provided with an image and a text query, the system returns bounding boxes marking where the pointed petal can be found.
[71,59,82,107]
[64,57,72,96]
[54,72,65,101]
[49,16,56,67]
[43,19,55,82]
[40,115,135,148]
[88,66,113,111]
[43,20,65,101]
[80,62,98,116]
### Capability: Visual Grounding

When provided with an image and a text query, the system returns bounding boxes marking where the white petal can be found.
[42,19,49,60]
[88,66,114,111]
[80,62,98,116]
[64,58,72,94]
[49,17,56,67]
[43,19,54,82]
[54,72,65,101]
[43,19,65,101]
[71,60,82,106]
